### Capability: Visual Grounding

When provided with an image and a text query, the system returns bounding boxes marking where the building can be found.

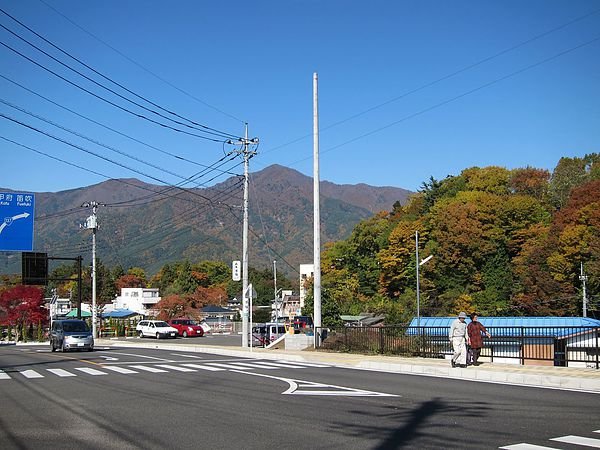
[299,263,314,311]
[113,287,161,316]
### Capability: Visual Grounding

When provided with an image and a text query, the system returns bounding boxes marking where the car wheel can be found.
[156,332,160,339]
[87,347,93,352]
[50,339,55,352]
[138,330,143,338]
[182,331,188,338]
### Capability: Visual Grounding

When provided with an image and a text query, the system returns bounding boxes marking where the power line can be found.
[261,7,600,156]
[0,10,241,140]
[0,39,229,143]
[36,0,244,124]
[285,34,600,167]
[0,73,240,176]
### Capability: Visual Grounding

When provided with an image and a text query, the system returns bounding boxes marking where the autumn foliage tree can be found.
[0,285,47,341]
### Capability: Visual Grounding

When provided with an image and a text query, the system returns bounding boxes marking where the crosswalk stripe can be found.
[206,363,259,370]
[551,435,600,448]
[129,365,168,373]
[253,361,308,369]
[0,370,10,380]
[155,364,196,372]
[47,369,76,377]
[102,366,138,374]
[227,362,279,370]
[499,444,562,449]
[74,367,107,376]
[275,360,330,368]
[20,370,44,379]
[181,364,225,371]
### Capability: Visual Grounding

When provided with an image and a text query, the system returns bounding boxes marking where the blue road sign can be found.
[0,192,35,251]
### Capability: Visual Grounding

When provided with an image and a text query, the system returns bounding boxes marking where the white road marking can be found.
[170,353,202,359]
[551,435,600,447]
[226,362,279,370]
[129,365,168,373]
[20,370,44,379]
[47,369,76,377]
[155,364,196,372]
[102,366,138,374]
[99,356,119,361]
[74,367,107,376]
[98,351,172,361]
[0,370,11,380]
[275,360,330,368]
[253,361,308,369]
[181,364,225,371]
[206,363,260,370]
[231,370,398,397]
[499,444,562,449]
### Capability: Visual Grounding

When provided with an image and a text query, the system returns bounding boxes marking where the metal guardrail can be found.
[315,325,600,368]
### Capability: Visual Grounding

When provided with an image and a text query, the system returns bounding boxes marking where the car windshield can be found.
[154,321,170,328]
[63,322,89,332]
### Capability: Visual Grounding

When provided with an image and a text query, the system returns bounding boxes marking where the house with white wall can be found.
[113,287,161,316]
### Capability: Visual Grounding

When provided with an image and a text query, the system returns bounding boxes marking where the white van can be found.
[252,322,286,347]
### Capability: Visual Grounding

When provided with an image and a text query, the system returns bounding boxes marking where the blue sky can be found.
[1,0,599,194]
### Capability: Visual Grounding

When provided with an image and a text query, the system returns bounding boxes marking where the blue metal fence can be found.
[315,325,600,368]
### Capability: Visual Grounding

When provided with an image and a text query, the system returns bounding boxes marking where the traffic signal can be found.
[22,252,48,285]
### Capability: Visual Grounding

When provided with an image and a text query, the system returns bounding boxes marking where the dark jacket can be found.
[467,321,488,349]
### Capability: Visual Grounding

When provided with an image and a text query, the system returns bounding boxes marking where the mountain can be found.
[0,165,411,277]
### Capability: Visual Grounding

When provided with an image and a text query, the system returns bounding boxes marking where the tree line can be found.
[304,154,600,326]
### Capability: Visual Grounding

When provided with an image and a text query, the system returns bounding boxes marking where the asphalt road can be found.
[0,344,598,449]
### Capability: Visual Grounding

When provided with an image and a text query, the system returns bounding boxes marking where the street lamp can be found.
[415,231,433,329]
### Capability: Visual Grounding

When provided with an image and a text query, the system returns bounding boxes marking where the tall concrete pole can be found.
[313,72,322,343]
[242,123,250,347]
[273,260,278,324]
[415,230,420,329]
[92,203,97,339]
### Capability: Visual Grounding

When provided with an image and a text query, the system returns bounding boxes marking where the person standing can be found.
[467,313,491,366]
[449,312,470,368]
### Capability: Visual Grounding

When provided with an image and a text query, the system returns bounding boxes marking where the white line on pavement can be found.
[181,364,225,371]
[46,369,76,377]
[74,367,108,376]
[129,365,168,373]
[0,370,11,380]
[498,444,561,449]
[102,366,139,374]
[155,364,196,372]
[551,435,600,448]
[20,370,44,379]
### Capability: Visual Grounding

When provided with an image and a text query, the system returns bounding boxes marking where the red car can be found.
[167,318,205,337]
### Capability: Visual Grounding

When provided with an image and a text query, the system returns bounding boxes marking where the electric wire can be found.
[36,0,244,124]
[0,73,239,176]
[285,34,600,167]
[0,11,240,140]
[261,7,600,156]
[0,40,229,143]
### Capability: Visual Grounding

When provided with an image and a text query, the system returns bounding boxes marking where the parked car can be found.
[167,318,205,337]
[136,320,178,339]
[50,319,94,352]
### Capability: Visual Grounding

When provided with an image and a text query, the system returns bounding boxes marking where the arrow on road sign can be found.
[0,212,30,235]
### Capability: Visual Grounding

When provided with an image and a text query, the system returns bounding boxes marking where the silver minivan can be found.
[50,319,94,352]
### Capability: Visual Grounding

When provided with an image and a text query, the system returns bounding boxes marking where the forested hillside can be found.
[307,154,600,325]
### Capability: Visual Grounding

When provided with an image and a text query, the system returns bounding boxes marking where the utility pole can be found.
[415,231,420,329]
[273,260,278,324]
[230,124,258,348]
[81,201,103,338]
[580,262,588,318]
[313,72,322,344]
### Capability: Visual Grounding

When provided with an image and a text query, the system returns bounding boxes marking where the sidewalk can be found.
[96,338,600,394]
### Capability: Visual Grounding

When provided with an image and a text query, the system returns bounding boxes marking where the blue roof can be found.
[103,309,138,318]
[409,316,600,328]
[201,305,233,313]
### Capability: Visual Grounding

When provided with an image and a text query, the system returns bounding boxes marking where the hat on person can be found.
[458,312,467,318]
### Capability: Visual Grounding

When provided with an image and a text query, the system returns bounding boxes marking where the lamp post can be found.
[415,231,433,329]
